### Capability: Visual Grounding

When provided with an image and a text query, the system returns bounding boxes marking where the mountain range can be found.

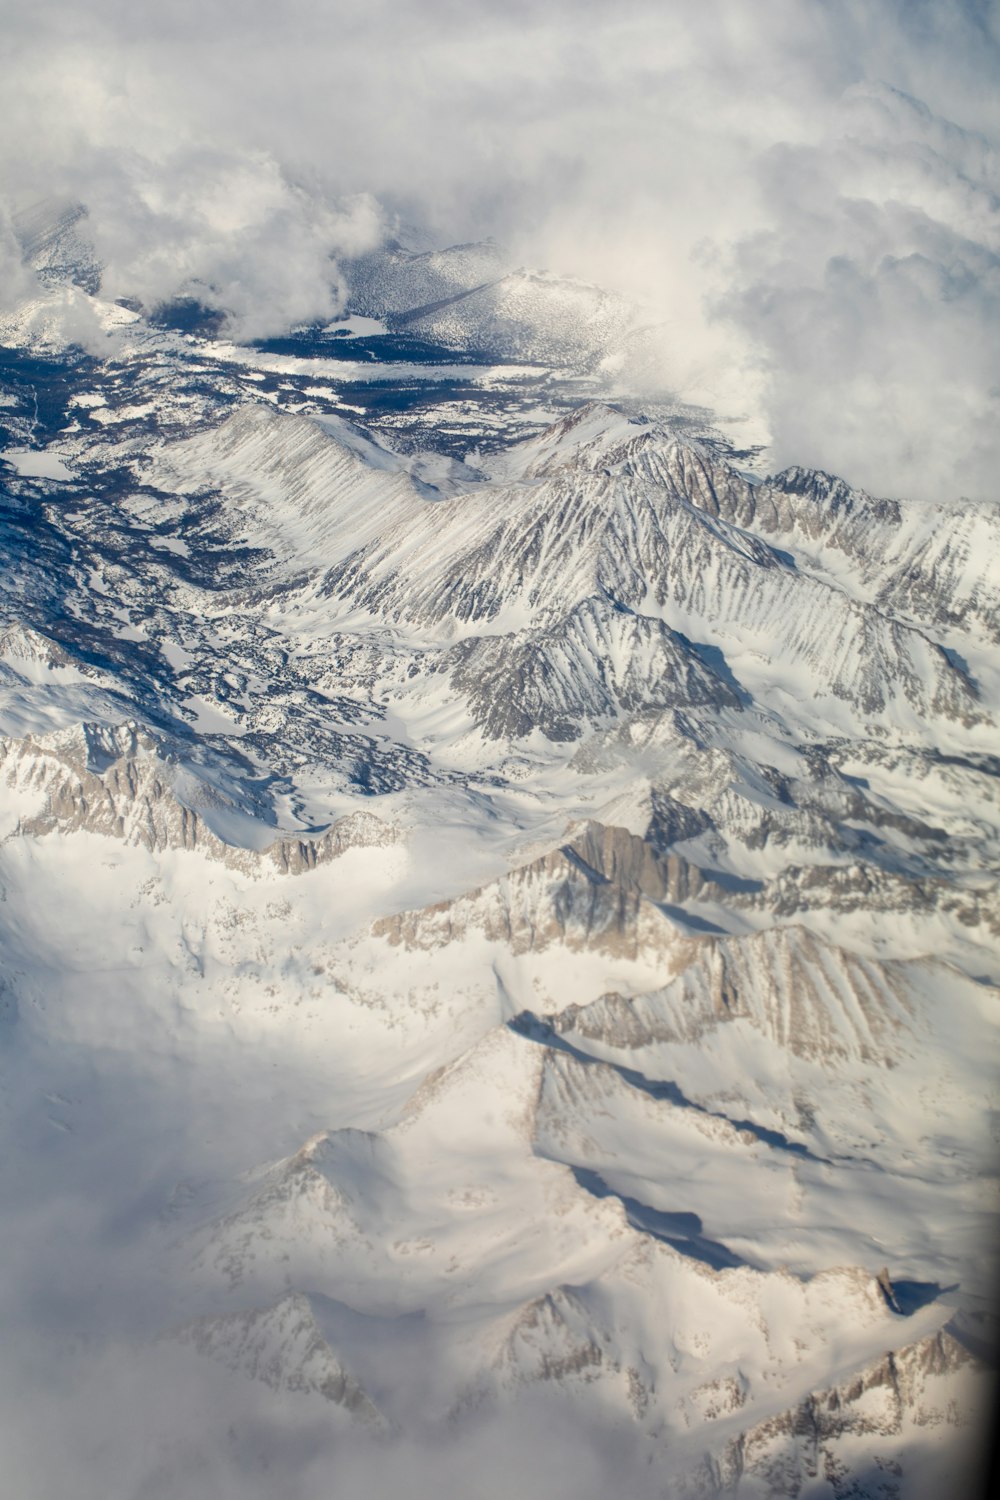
[0,200,996,1499]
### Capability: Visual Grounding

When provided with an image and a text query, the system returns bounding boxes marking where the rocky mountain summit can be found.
[0,204,996,1498]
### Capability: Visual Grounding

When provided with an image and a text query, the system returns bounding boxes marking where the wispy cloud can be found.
[2,1,998,486]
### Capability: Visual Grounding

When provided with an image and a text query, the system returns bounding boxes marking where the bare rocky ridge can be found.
[682,1329,984,1500]
[548,924,918,1065]
[0,722,397,872]
[372,813,1000,958]
[371,823,715,960]
[172,1294,387,1428]
[447,597,743,742]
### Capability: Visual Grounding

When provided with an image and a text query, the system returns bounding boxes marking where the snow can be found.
[0,236,995,1499]
[326,314,389,337]
[180,694,246,735]
[3,447,74,479]
[152,535,191,557]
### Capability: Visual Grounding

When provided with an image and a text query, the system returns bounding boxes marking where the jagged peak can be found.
[764,463,902,524]
[0,719,398,868]
[170,1292,387,1425]
[546,918,947,1066]
[513,401,665,479]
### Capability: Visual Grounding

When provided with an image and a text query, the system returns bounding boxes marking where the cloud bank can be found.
[1,0,998,497]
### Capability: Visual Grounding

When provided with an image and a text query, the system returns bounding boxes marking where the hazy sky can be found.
[2,0,999,498]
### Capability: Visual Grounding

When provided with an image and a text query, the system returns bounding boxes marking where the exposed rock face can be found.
[172,1293,386,1426]
[266,814,398,874]
[490,1289,606,1388]
[371,805,999,965]
[448,597,742,743]
[550,924,918,1065]
[371,821,718,959]
[685,1329,984,1500]
[0,722,397,872]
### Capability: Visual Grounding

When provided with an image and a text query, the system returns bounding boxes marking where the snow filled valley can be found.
[0,210,997,1499]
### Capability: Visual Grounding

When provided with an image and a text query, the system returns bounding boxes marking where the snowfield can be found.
[0,208,996,1500]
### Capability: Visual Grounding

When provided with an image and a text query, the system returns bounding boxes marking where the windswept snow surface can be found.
[0,217,997,1500]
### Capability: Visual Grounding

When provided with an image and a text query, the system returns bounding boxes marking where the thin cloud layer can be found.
[1,0,998,495]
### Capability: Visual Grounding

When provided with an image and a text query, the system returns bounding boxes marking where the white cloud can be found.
[82,150,384,339]
[1,0,998,495]
[0,204,38,312]
[717,82,1000,497]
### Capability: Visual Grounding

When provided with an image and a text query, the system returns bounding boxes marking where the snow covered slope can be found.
[0,217,996,1500]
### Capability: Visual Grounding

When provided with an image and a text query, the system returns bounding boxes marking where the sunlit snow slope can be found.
[0,205,996,1500]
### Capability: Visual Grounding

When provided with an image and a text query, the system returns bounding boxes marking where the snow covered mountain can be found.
[0,203,996,1500]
